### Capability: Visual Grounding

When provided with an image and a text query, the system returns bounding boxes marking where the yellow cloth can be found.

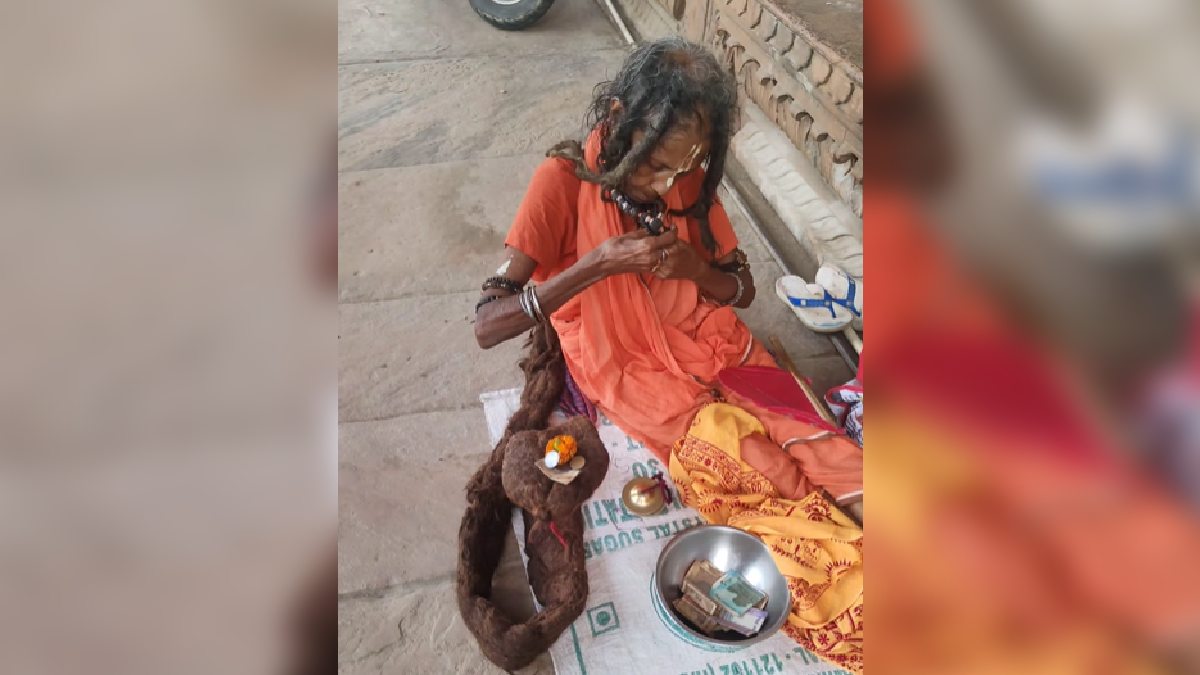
[669,403,864,673]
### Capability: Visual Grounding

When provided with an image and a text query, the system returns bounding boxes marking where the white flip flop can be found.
[775,275,854,333]
[815,265,862,331]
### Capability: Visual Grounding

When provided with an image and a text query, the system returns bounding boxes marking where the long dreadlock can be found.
[547,37,738,255]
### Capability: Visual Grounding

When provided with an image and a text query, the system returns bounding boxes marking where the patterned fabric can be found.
[826,380,864,447]
[669,403,864,673]
[559,364,598,423]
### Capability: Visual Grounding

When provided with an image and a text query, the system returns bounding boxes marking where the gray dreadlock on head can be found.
[547,37,738,255]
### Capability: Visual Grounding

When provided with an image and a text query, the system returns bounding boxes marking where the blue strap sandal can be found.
[775,275,854,333]
[815,266,863,330]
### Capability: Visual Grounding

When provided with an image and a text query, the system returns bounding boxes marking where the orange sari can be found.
[514,129,863,496]
[548,132,754,457]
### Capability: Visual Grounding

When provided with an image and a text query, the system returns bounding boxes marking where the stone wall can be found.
[613,0,862,219]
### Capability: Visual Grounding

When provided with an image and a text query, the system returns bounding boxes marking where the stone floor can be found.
[337,2,849,672]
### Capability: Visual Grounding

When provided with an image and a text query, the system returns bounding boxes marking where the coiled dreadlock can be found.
[548,37,738,255]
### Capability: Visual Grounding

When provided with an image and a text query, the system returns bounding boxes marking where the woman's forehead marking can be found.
[681,143,703,171]
[653,142,705,174]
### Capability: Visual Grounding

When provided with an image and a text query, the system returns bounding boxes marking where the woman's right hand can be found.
[590,228,678,276]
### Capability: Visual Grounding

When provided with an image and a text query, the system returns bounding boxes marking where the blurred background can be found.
[867,0,1200,672]
[0,0,333,672]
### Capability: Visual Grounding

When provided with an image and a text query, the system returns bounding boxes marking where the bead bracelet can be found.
[482,276,523,294]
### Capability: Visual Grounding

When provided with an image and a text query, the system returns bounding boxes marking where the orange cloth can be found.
[505,155,739,283]
[505,131,750,458]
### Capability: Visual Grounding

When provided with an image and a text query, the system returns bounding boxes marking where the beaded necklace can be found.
[602,187,668,236]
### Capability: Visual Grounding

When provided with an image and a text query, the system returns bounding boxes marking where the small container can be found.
[622,477,666,516]
[651,525,792,649]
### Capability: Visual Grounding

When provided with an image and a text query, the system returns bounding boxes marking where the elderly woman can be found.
[473,39,863,670]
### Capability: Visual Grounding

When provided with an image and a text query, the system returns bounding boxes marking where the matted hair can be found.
[548,37,738,254]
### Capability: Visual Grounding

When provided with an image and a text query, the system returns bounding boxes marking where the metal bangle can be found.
[518,286,534,321]
[520,285,543,322]
[722,272,744,306]
[528,285,546,322]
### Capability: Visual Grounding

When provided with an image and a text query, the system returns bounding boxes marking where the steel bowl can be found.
[651,525,791,650]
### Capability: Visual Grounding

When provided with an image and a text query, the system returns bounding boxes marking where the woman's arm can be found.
[655,244,756,309]
[474,230,678,349]
[696,252,755,309]
[474,249,599,349]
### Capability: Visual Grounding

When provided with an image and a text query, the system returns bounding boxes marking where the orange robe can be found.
[504,130,863,499]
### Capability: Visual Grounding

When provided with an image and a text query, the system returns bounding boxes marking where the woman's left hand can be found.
[652,241,708,281]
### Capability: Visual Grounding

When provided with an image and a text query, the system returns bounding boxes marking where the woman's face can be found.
[623,122,710,203]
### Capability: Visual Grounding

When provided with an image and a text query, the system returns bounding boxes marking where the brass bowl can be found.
[621,477,666,516]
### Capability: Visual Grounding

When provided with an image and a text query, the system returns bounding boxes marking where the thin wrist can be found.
[696,264,723,286]
[699,267,741,304]
[580,248,609,277]
[578,250,611,284]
